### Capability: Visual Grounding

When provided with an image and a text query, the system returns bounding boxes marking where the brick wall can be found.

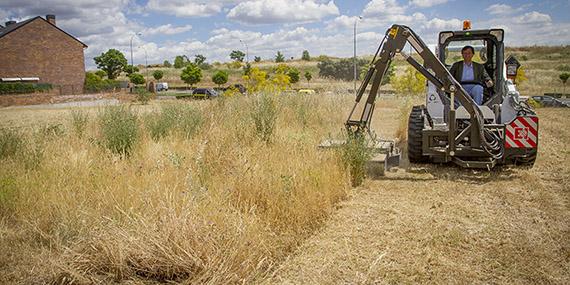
[0,18,86,94]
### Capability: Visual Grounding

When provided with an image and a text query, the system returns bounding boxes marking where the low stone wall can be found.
[0,91,135,107]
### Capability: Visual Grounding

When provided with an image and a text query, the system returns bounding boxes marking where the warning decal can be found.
[505,116,538,148]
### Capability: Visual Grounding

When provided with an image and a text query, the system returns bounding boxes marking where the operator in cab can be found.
[450,45,493,105]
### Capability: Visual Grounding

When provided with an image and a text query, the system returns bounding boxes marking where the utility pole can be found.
[240,39,249,63]
[354,16,362,95]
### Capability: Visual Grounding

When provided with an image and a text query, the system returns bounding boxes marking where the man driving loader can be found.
[450,45,493,105]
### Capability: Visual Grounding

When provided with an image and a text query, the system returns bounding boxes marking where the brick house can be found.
[0,15,87,94]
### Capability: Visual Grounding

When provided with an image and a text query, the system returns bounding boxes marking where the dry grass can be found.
[0,92,360,284]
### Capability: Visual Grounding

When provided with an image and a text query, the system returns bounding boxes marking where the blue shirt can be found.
[461,62,474,81]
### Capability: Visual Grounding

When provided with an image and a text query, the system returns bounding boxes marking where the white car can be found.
[156,82,169,92]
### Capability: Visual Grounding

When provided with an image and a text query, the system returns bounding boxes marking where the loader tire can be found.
[408,105,428,163]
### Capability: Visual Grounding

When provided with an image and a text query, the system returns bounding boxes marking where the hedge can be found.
[0,83,53,95]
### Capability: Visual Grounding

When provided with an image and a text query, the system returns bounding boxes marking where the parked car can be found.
[192,88,219,99]
[156,82,168,92]
[530,95,570,107]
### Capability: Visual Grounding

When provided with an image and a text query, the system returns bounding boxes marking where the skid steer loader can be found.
[328,22,537,172]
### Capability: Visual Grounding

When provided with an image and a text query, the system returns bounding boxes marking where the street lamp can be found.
[354,16,363,95]
[130,32,142,67]
[239,39,249,63]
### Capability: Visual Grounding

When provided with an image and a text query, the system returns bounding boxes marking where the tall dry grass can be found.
[0,92,354,284]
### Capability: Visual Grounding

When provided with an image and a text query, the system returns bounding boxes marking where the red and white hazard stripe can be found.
[505,116,538,149]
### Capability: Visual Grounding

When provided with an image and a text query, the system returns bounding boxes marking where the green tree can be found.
[163,60,172,68]
[230,50,246,62]
[275,51,285,63]
[254,56,261,62]
[174,55,189,68]
[153,70,164,81]
[180,63,202,88]
[304,71,312,85]
[287,67,300,84]
[301,50,310,61]
[317,58,368,81]
[129,73,145,85]
[94,70,107,78]
[124,64,139,76]
[94,49,128,80]
[194,54,206,66]
[212,70,229,88]
[243,62,252,76]
[392,66,426,95]
[560,72,570,93]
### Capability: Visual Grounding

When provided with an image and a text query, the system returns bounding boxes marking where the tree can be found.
[129,73,145,85]
[94,49,128,80]
[153,70,164,81]
[275,51,285,63]
[392,66,426,95]
[180,63,202,88]
[287,67,300,84]
[304,71,312,85]
[302,50,310,61]
[174,55,189,68]
[194,54,206,66]
[124,65,139,76]
[230,50,246,62]
[94,70,107,78]
[212,70,229,88]
[560,72,570,93]
[317,58,368,81]
[163,60,172,68]
[254,56,261,62]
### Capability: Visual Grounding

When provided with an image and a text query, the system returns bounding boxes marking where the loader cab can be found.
[438,28,505,106]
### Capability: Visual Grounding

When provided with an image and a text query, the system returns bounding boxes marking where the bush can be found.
[251,94,278,143]
[287,68,300,84]
[557,64,570,72]
[0,83,52,95]
[144,111,174,141]
[70,110,89,138]
[392,66,426,95]
[338,131,373,187]
[129,73,145,85]
[212,70,229,87]
[153,70,164,81]
[84,72,121,93]
[98,106,139,157]
[317,58,368,81]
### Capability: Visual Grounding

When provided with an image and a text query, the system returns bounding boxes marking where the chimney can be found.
[46,14,55,25]
[5,21,16,26]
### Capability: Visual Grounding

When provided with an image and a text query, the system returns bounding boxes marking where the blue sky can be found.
[1,0,569,69]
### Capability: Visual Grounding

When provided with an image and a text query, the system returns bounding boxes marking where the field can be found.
[1,46,569,284]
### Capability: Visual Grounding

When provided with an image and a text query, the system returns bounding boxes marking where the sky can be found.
[1,0,569,69]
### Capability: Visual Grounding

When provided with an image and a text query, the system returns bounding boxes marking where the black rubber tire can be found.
[407,105,428,163]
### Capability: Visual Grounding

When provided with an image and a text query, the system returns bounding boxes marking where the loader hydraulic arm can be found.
[346,24,483,136]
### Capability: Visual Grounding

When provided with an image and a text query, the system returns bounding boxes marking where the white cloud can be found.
[422,18,462,31]
[409,0,448,8]
[145,0,228,17]
[143,24,192,36]
[363,0,406,17]
[514,11,552,24]
[485,4,513,15]
[227,0,340,24]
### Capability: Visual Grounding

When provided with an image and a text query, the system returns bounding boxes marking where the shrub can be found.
[392,66,426,95]
[129,73,145,86]
[94,70,107,78]
[150,104,204,140]
[180,64,202,88]
[39,123,65,138]
[557,64,570,72]
[527,98,542,108]
[287,68,300,84]
[84,72,121,93]
[0,128,24,159]
[153,70,164,81]
[254,56,261,62]
[0,83,52,95]
[302,50,310,61]
[212,70,229,88]
[275,51,285,63]
[251,94,278,143]
[136,88,152,105]
[338,131,373,187]
[317,58,368,81]
[70,110,89,138]
[98,106,139,157]
[144,111,174,141]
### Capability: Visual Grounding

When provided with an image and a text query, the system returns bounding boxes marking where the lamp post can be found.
[354,16,362,95]
[130,32,142,67]
[239,39,249,63]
